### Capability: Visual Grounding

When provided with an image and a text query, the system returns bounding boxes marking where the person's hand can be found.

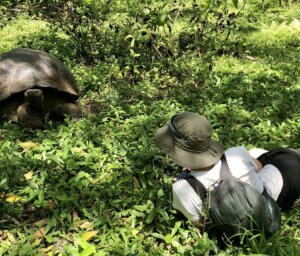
[252,157,263,171]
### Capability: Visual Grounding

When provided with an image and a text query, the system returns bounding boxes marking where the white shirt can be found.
[172,146,283,222]
[249,148,283,201]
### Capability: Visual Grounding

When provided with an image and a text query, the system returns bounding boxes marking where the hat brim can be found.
[155,125,223,169]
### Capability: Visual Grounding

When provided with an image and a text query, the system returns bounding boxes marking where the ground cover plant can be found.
[0,0,299,255]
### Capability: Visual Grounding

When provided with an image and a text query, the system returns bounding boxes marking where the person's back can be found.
[172,146,267,222]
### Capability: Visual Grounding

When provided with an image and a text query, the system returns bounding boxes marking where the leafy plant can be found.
[0,1,300,255]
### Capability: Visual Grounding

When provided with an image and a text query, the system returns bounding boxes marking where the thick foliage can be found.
[0,0,299,255]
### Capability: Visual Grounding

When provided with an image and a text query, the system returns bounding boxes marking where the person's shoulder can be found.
[225,145,257,171]
[172,178,199,198]
[225,146,251,159]
[225,145,247,153]
[172,178,188,192]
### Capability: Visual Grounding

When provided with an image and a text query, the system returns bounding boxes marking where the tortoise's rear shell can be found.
[0,48,79,102]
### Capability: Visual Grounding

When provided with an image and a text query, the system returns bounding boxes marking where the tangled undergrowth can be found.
[0,0,299,255]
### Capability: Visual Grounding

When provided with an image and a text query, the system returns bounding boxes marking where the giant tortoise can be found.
[0,48,80,128]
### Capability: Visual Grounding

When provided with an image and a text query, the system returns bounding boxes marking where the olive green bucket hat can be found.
[154,112,223,169]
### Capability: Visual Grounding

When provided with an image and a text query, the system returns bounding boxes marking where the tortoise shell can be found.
[0,48,79,102]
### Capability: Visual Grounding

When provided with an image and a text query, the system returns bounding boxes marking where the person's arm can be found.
[252,157,263,171]
[256,164,283,200]
[172,180,203,223]
[191,214,210,233]
[248,148,268,172]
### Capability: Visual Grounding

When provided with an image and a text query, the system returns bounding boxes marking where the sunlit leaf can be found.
[164,234,173,244]
[31,238,42,247]
[24,170,34,180]
[72,147,82,153]
[5,195,22,202]
[34,227,46,238]
[132,229,139,237]
[171,240,180,247]
[19,141,39,150]
[34,219,49,226]
[39,245,53,254]
[121,217,131,223]
[80,247,96,256]
[78,221,93,229]
[82,231,98,241]
[72,147,85,154]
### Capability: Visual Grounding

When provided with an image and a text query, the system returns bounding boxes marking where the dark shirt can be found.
[258,148,300,210]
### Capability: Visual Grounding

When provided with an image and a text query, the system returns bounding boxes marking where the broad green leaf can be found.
[133,177,140,191]
[171,240,181,248]
[171,221,182,237]
[34,219,49,226]
[146,208,156,224]
[164,234,173,244]
[133,204,147,211]
[79,246,96,256]
[151,232,165,240]
[157,188,164,198]
[232,0,238,8]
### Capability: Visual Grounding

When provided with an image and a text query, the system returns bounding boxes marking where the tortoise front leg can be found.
[17,102,44,128]
[52,103,81,117]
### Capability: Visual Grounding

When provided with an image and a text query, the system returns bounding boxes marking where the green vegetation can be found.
[0,0,299,255]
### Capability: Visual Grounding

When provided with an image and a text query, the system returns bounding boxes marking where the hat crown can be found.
[172,112,212,147]
[154,111,223,169]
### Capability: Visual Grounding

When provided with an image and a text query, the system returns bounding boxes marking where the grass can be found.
[0,16,48,53]
[0,0,300,255]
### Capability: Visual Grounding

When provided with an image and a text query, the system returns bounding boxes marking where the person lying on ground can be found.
[154,112,299,226]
